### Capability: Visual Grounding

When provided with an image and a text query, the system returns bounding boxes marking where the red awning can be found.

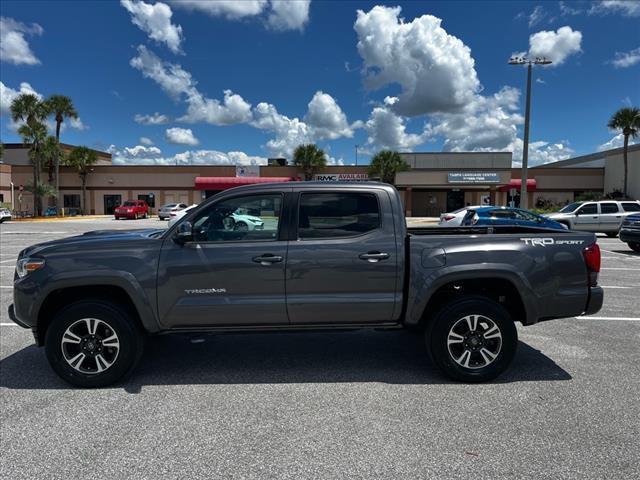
[499,179,537,192]
[194,176,293,190]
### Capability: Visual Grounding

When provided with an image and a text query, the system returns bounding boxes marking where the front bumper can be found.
[619,228,640,243]
[584,286,604,316]
[8,304,29,328]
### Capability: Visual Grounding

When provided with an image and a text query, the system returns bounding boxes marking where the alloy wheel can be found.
[61,318,120,374]
[447,314,502,369]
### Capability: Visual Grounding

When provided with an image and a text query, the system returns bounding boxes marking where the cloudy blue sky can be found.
[1,0,639,166]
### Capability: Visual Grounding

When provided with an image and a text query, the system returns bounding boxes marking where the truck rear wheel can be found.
[628,242,640,253]
[426,296,517,382]
[45,300,144,388]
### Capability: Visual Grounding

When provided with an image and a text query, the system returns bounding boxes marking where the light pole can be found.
[508,55,551,209]
[355,144,359,166]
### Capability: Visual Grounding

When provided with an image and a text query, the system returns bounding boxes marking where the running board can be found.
[164,322,402,335]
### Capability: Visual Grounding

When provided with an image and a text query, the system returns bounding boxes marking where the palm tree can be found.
[65,146,97,215]
[25,182,57,200]
[17,121,48,216]
[41,136,64,206]
[293,144,327,180]
[368,150,409,184]
[608,107,640,197]
[45,95,78,209]
[11,93,48,215]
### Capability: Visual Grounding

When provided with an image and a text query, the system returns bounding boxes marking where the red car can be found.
[114,200,149,220]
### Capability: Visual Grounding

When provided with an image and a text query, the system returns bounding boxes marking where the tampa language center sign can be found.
[447,172,501,184]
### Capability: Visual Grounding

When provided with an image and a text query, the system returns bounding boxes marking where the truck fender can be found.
[36,271,160,333]
[405,264,539,326]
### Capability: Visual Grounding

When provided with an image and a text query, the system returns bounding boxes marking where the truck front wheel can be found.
[426,296,517,382]
[44,300,144,388]
[628,242,640,253]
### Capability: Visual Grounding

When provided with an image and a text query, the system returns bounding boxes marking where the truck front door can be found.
[285,189,400,325]
[157,192,288,328]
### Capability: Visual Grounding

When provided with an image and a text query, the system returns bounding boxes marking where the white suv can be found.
[545,200,640,236]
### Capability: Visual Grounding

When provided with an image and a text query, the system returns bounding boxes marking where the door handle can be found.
[359,252,390,263]
[252,254,283,265]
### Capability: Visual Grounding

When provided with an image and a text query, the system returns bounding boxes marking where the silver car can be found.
[545,200,640,236]
[158,203,188,220]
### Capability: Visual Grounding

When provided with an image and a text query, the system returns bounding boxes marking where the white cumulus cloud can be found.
[364,106,428,150]
[597,133,638,151]
[139,136,153,145]
[170,0,268,19]
[304,91,353,140]
[251,91,355,157]
[165,127,199,145]
[171,0,310,30]
[527,26,582,66]
[180,89,252,125]
[121,0,184,54]
[0,17,43,65]
[134,112,170,125]
[590,1,640,17]
[0,81,42,116]
[610,46,640,68]
[267,0,311,31]
[354,5,480,116]
[130,45,252,125]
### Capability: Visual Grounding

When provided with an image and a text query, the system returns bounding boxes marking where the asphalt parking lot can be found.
[1,218,639,479]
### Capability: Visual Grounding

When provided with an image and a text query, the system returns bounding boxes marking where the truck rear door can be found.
[285,187,400,324]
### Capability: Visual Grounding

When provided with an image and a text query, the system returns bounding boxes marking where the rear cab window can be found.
[298,192,380,239]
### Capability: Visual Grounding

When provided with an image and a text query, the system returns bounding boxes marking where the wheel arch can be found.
[35,277,159,346]
[409,270,536,329]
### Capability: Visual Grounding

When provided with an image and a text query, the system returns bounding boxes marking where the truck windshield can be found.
[559,202,581,213]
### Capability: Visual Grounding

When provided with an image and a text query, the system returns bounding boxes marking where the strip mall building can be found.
[1,143,638,216]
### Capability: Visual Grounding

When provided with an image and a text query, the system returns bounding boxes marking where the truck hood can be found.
[19,229,164,258]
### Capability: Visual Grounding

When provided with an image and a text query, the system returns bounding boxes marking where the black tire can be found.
[605,232,618,238]
[45,300,144,388]
[425,296,517,382]
[234,221,248,232]
[629,242,640,253]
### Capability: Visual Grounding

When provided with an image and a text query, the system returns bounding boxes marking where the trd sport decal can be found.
[520,238,585,247]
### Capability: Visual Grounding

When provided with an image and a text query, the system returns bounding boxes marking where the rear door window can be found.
[621,202,640,212]
[600,203,619,214]
[298,192,380,239]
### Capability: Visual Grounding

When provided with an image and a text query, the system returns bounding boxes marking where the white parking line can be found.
[577,316,640,321]
[601,249,640,259]
[601,268,640,271]
[0,286,13,289]
[600,285,636,289]
[0,259,16,264]
[2,231,67,235]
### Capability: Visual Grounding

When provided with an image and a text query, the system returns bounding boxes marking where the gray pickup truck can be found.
[9,182,603,387]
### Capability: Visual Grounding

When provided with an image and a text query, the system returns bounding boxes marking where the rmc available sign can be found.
[313,173,370,182]
[447,172,501,184]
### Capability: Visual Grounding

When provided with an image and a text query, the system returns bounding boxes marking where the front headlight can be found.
[16,258,45,278]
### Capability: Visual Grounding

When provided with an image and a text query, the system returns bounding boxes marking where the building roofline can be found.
[532,143,640,169]
[1,142,111,159]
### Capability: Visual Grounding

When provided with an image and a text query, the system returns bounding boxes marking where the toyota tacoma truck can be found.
[9,183,603,387]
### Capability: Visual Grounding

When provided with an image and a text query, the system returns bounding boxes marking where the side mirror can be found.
[174,221,193,244]
[575,211,580,216]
